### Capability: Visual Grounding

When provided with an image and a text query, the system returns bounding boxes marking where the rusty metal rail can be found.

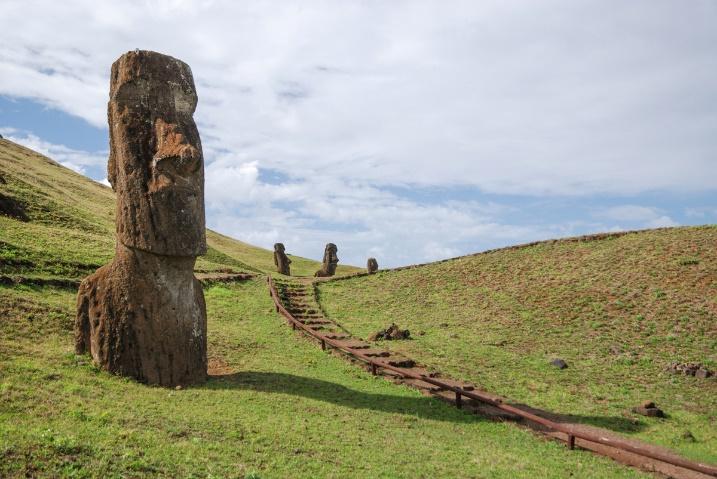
[267,275,717,478]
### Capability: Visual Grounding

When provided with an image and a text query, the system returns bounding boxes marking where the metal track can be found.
[267,275,717,478]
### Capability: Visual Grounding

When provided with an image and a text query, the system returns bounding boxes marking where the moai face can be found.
[107,50,206,256]
[274,243,285,254]
[324,243,339,274]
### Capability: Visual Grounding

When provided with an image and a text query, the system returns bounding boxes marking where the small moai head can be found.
[323,243,339,275]
[274,243,285,254]
[107,50,206,256]
[367,257,378,273]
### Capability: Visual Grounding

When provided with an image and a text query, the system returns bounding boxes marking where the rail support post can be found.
[455,391,462,409]
[568,435,575,450]
[321,339,326,350]
[371,363,377,375]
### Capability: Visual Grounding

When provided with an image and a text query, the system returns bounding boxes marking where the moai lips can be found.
[75,50,208,387]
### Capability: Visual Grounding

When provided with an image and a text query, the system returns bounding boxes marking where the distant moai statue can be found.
[274,243,291,275]
[75,50,207,387]
[367,257,378,274]
[314,243,339,277]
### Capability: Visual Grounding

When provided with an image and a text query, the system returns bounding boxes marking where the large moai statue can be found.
[367,257,378,274]
[273,243,291,275]
[75,50,207,387]
[314,243,339,277]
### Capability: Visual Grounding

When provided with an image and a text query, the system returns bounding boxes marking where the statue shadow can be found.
[206,371,478,423]
[206,371,648,433]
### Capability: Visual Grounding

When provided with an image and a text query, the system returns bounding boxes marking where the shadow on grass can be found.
[508,402,649,434]
[207,372,647,433]
[206,371,479,423]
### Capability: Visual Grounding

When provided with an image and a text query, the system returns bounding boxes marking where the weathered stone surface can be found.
[632,401,665,417]
[274,243,291,276]
[666,361,714,378]
[76,244,206,385]
[75,50,207,387]
[314,243,338,277]
[107,50,206,257]
[550,358,568,369]
[367,257,378,274]
[368,323,411,341]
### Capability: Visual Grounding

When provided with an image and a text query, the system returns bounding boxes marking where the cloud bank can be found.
[1,1,715,265]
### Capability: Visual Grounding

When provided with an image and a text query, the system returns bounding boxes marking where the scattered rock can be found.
[632,401,664,417]
[0,193,29,221]
[175,385,183,391]
[417,330,426,336]
[666,362,713,378]
[273,243,291,276]
[388,358,416,368]
[609,344,623,355]
[75,50,208,387]
[368,323,411,341]
[314,243,339,277]
[550,358,568,369]
[366,257,378,274]
[681,430,697,442]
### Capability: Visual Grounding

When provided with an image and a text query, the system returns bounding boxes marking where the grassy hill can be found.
[317,226,717,464]
[0,138,650,478]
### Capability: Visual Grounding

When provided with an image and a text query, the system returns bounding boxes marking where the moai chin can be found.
[314,243,339,277]
[367,257,378,274]
[274,243,291,276]
[75,50,207,387]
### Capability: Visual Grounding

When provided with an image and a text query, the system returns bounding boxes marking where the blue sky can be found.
[1,0,716,267]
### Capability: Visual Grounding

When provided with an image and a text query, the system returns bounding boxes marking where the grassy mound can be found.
[317,226,717,463]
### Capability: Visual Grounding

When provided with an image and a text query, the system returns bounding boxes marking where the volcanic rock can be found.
[274,243,291,276]
[369,323,411,341]
[367,257,378,274]
[314,243,339,277]
[666,362,713,378]
[75,50,207,387]
[632,401,665,417]
[550,358,568,369]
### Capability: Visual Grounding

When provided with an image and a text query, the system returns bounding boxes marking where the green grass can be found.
[0,280,648,478]
[317,226,717,464]
[0,137,705,476]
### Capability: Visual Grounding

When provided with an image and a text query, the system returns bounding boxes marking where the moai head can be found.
[107,50,206,256]
[367,257,378,273]
[274,243,285,254]
[323,243,339,275]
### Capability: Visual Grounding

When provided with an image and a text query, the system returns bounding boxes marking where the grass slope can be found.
[317,226,717,463]
[0,280,648,478]
[0,138,359,278]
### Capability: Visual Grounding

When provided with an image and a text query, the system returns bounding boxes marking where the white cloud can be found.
[596,204,679,230]
[0,1,715,196]
[0,1,714,265]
